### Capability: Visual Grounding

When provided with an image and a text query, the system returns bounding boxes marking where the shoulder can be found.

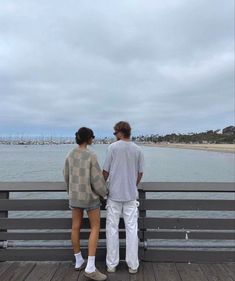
[109,140,121,149]
[87,150,98,161]
[131,142,143,153]
[66,147,77,158]
[107,142,116,151]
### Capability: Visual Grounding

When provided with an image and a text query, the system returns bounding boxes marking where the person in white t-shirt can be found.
[103,121,144,274]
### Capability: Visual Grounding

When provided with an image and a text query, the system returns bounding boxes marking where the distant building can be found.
[222,126,235,135]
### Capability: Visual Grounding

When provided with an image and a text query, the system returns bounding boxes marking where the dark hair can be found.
[114,121,131,138]
[75,127,95,145]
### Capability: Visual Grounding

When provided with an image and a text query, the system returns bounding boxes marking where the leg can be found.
[85,207,107,277]
[87,207,101,256]
[106,199,122,269]
[123,200,139,270]
[71,208,84,254]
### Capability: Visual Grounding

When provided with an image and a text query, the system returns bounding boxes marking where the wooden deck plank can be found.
[0,262,12,277]
[153,263,182,281]
[2,262,35,281]
[129,262,144,281]
[10,263,35,281]
[24,262,59,281]
[0,261,234,281]
[142,262,156,281]
[50,262,72,281]
[200,263,234,281]
[62,263,82,281]
[221,263,235,280]
[107,262,130,281]
[176,263,208,281]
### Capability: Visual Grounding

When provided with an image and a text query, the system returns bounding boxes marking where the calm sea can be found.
[0,143,234,182]
[1,144,234,247]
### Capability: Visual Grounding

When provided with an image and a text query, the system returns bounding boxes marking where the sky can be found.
[0,0,234,137]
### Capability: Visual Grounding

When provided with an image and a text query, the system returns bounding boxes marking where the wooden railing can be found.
[0,182,234,262]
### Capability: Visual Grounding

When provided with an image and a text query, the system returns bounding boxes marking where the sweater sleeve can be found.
[63,157,69,194]
[90,154,108,198]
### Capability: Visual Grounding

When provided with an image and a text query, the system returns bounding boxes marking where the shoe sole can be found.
[75,263,86,271]
[84,272,107,280]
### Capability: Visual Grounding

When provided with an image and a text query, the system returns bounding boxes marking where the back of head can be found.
[75,127,94,145]
[114,121,131,138]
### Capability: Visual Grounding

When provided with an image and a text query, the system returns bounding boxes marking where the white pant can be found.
[106,199,139,270]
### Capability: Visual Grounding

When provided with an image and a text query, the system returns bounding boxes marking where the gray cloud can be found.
[0,0,234,136]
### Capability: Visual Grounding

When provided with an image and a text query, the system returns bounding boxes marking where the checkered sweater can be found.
[63,147,107,208]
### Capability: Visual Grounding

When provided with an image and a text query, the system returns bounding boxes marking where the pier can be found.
[0,182,234,280]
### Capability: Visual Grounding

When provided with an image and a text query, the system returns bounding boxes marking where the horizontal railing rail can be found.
[0,182,234,262]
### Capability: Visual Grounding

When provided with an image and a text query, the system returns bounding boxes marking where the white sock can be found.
[85,256,96,273]
[74,252,84,268]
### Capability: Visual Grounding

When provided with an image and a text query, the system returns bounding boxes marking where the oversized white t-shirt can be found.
[103,140,144,202]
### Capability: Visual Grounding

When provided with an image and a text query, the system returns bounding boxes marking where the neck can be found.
[78,143,87,149]
[119,137,130,142]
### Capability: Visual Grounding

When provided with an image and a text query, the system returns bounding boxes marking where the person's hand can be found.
[100,196,107,209]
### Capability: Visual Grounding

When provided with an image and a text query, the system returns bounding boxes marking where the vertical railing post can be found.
[139,184,147,260]
[0,190,9,249]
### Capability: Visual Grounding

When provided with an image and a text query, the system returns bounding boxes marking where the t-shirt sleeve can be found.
[103,146,112,172]
[138,149,144,173]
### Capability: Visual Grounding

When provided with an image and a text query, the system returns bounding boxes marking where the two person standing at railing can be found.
[63,121,144,281]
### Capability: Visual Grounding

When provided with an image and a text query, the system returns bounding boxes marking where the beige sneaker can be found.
[84,269,107,280]
[129,267,138,274]
[107,266,116,273]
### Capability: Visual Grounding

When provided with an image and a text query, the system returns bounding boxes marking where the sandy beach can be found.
[140,143,235,153]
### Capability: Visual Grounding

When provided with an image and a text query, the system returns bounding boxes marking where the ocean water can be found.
[0,144,234,247]
[0,143,234,182]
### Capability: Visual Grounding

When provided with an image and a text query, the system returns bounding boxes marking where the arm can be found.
[137,149,144,186]
[136,172,143,186]
[90,154,108,198]
[103,170,109,182]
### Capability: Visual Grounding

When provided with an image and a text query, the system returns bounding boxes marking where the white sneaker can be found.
[129,267,138,274]
[107,266,116,273]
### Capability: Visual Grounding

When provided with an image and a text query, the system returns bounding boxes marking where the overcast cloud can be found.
[0,0,234,137]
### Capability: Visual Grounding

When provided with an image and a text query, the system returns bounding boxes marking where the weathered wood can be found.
[0,218,125,229]
[50,262,72,281]
[0,231,126,240]
[143,248,235,263]
[24,262,59,281]
[0,247,126,261]
[199,263,234,281]
[0,199,69,211]
[0,262,12,276]
[0,192,9,242]
[140,230,235,240]
[139,189,146,259]
[139,182,235,192]
[0,182,66,192]
[0,181,234,263]
[152,263,182,281]
[222,263,235,279]
[176,263,208,281]
[1,182,234,192]
[142,262,156,281]
[139,217,235,230]
[1,261,235,281]
[62,263,82,281]
[139,199,235,211]
[0,262,35,281]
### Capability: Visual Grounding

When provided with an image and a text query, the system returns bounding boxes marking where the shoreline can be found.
[139,143,235,153]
